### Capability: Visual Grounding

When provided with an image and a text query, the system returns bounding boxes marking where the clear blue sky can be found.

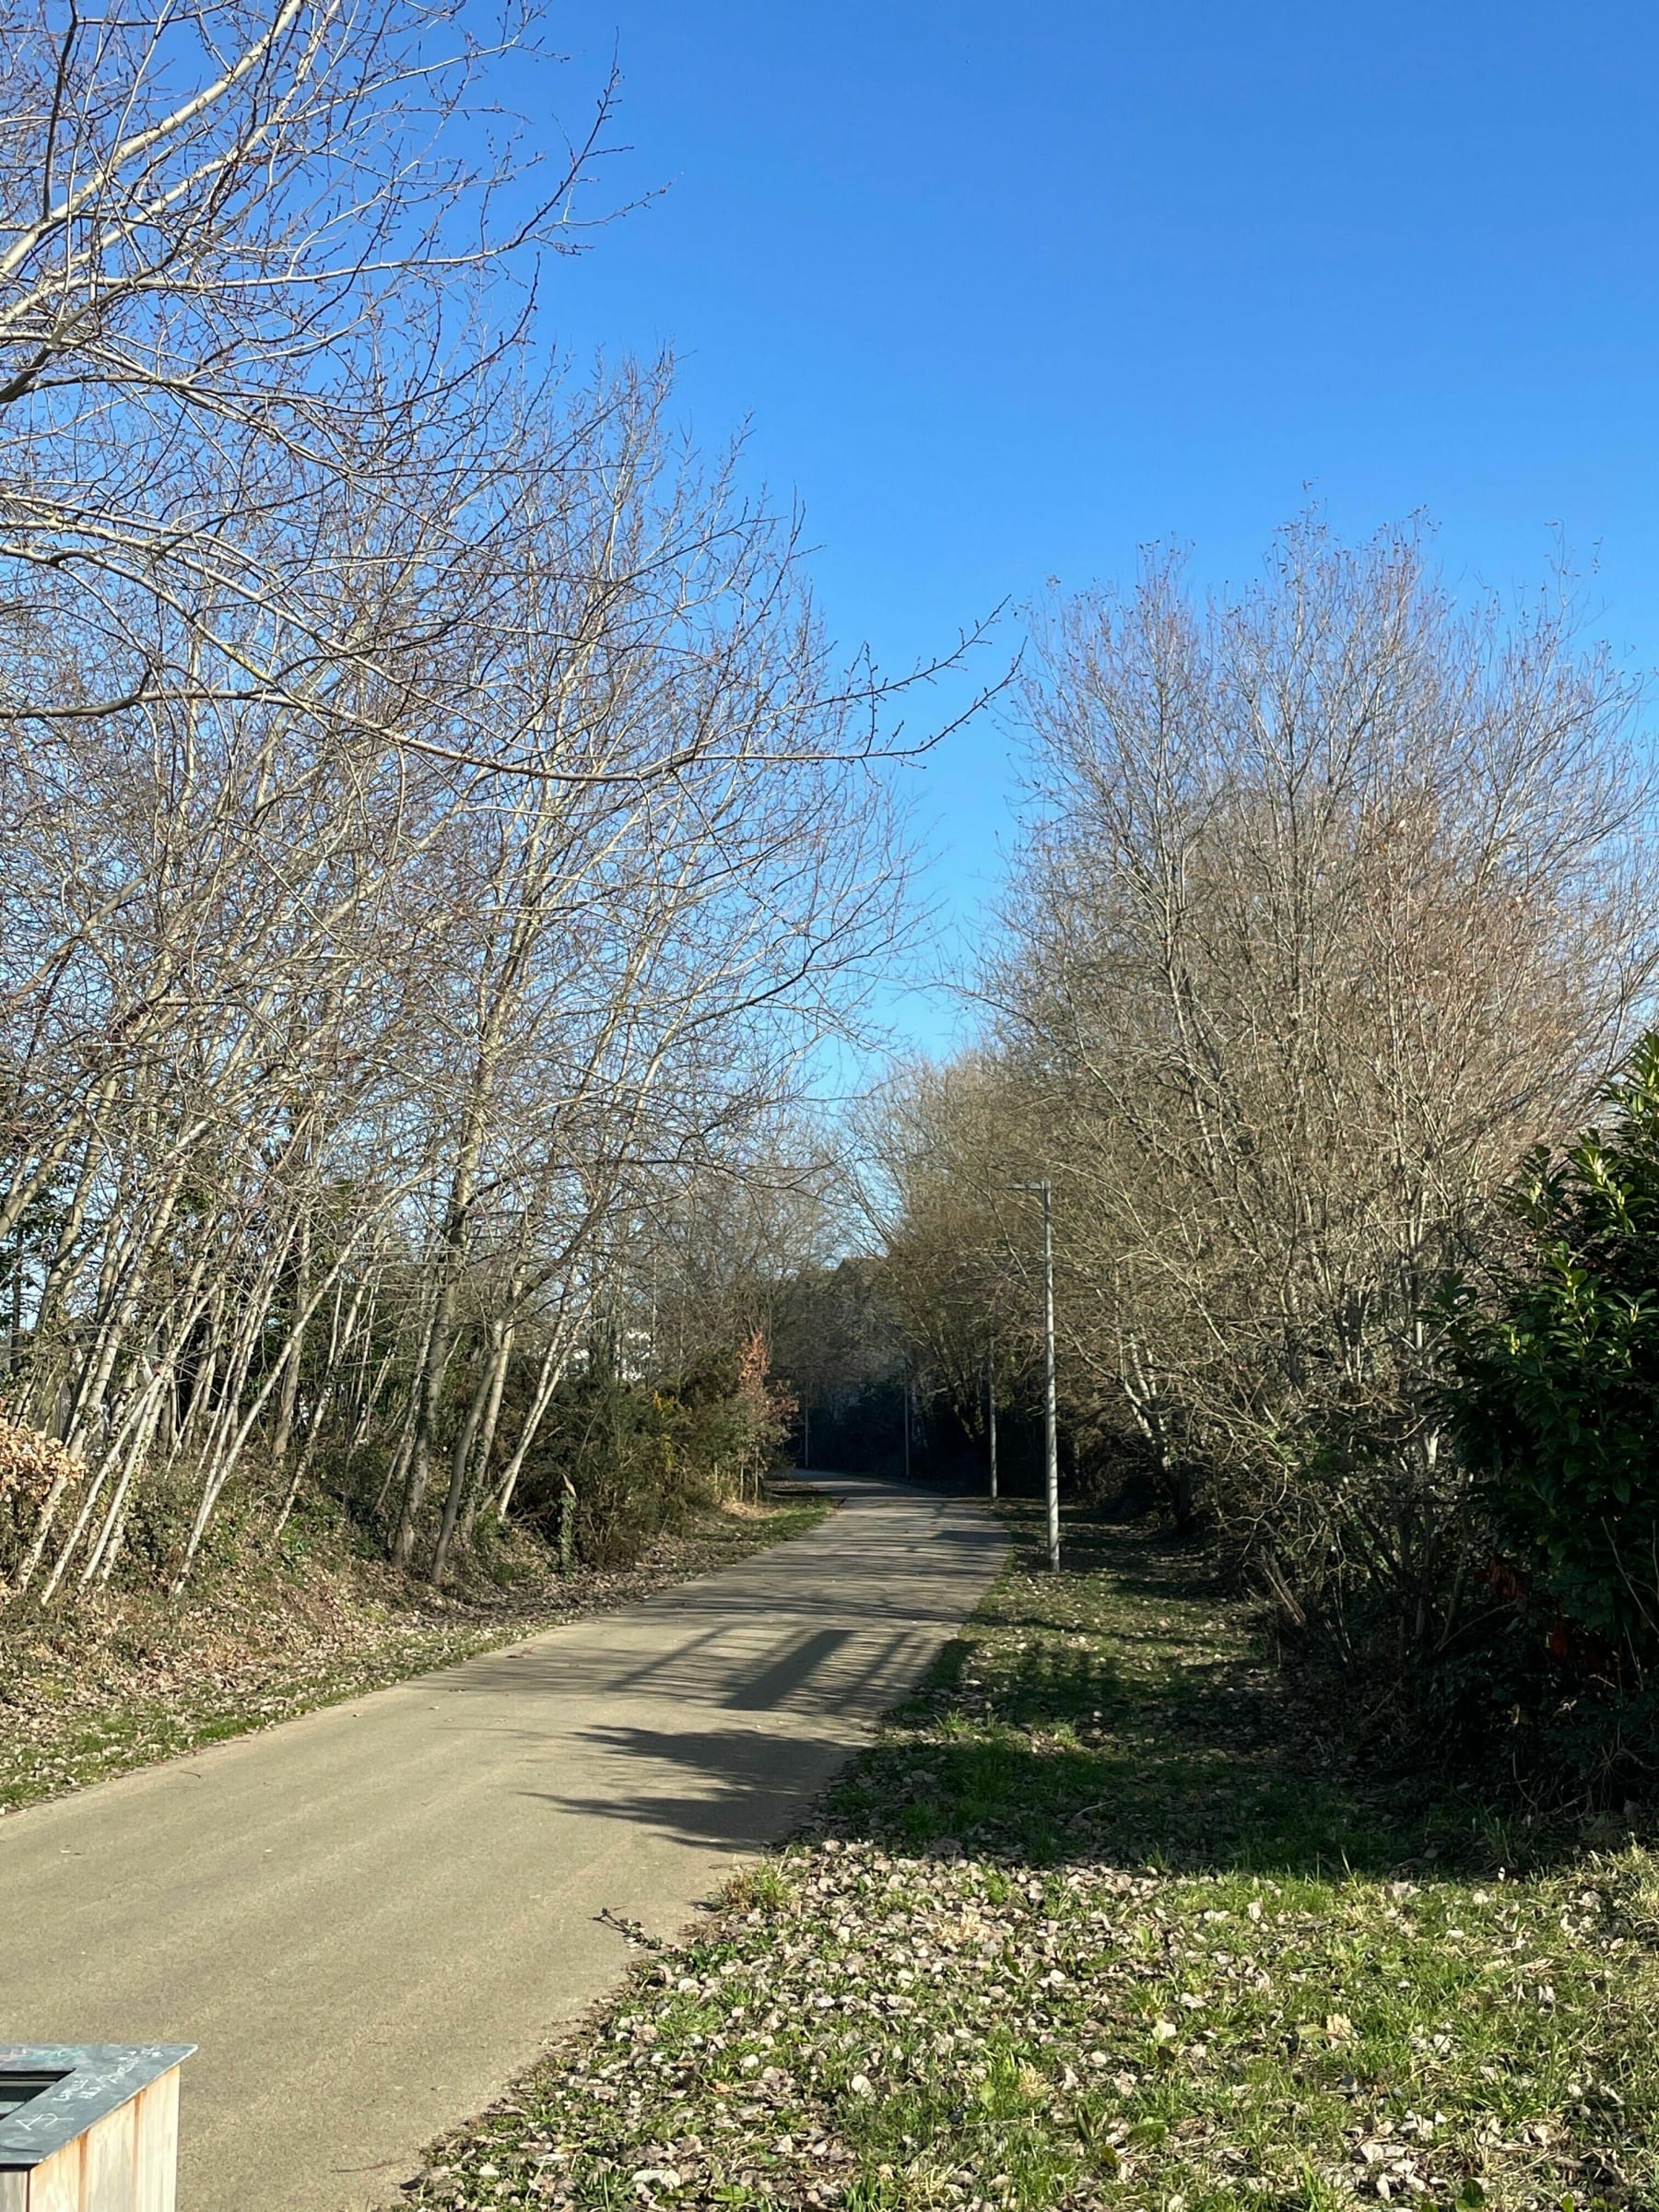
[533,0,1659,1051]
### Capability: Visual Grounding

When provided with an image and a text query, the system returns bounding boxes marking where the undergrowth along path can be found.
[409,1503,1656,2212]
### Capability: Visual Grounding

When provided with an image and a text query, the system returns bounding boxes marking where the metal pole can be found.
[803,1401,811,1472]
[987,1338,998,1500]
[901,1363,911,1484]
[1041,1179,1059,1570]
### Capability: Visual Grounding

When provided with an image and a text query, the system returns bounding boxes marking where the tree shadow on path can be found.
[511,1495,1561,1881]
[816,1500,1561,1881]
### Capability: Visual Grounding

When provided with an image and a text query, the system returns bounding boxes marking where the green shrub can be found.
[512,1332,794,1571]
[1437,1033,1659,1677]
[515,1371,688,1570]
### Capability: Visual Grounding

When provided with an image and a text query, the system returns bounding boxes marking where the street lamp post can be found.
[986,1337,998,1501]
[1010,1179,1060,1569]
[1039,1179,1059,1570]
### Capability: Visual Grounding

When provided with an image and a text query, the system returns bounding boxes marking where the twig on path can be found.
[594,1905,667,1951]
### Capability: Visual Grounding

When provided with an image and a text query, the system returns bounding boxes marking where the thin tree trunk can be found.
[495,1334,572,1523]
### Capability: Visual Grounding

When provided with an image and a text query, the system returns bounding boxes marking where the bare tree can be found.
[0,7,934,1606]
[878,522,1659,1661]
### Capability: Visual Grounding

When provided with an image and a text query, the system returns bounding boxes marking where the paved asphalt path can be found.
[0,1478,1005,2211]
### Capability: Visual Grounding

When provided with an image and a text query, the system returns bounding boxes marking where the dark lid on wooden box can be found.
[0,2045,194,2171]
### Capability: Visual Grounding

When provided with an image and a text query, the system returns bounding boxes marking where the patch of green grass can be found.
[407,1502,1659,2212]
[0,1488,830,1816]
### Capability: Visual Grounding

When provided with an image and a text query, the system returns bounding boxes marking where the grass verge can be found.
[0,1487,829,1816]
[406,1500,1657,2212]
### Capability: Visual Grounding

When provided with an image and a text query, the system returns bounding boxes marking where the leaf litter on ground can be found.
[405,1500,1659,2212]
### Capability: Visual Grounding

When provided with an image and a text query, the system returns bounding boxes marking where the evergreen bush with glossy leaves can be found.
[1438,1034,1659,1677]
